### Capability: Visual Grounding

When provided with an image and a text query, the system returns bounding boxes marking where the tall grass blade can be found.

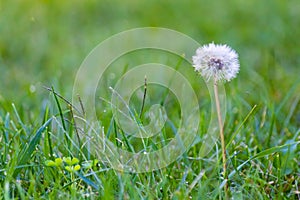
[13,118,52,177]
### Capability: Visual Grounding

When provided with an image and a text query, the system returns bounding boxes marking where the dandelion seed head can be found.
[192,43,240,82]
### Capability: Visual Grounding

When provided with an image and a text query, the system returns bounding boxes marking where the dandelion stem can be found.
[213,78,228,195]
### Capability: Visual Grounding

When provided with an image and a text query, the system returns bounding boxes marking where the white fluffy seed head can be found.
[192,43,240,83]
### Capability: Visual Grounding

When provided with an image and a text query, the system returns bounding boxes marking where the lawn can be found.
[0,0,300,199]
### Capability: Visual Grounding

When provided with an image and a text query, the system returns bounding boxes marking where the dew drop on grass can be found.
[232,107,238,114]
[30,85,36,93]
[109,73,116,80]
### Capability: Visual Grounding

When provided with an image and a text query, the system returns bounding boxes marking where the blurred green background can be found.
[0,0,299,109]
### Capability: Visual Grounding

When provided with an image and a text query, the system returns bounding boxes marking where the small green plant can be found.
[45,157,83,172]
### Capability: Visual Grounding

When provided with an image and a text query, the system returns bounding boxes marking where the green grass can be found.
[1,0,300,199]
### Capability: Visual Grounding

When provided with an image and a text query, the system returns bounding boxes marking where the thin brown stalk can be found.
[139,76,147,119]
[213,78,228,196]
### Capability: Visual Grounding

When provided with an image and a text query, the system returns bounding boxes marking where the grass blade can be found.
[229,141,300,178]
[51,86,66,131]
[13,117,53,177]
[76,172,100,191]
[226,104,258,148]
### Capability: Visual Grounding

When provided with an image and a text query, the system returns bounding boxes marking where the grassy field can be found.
[1,0,300,199]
